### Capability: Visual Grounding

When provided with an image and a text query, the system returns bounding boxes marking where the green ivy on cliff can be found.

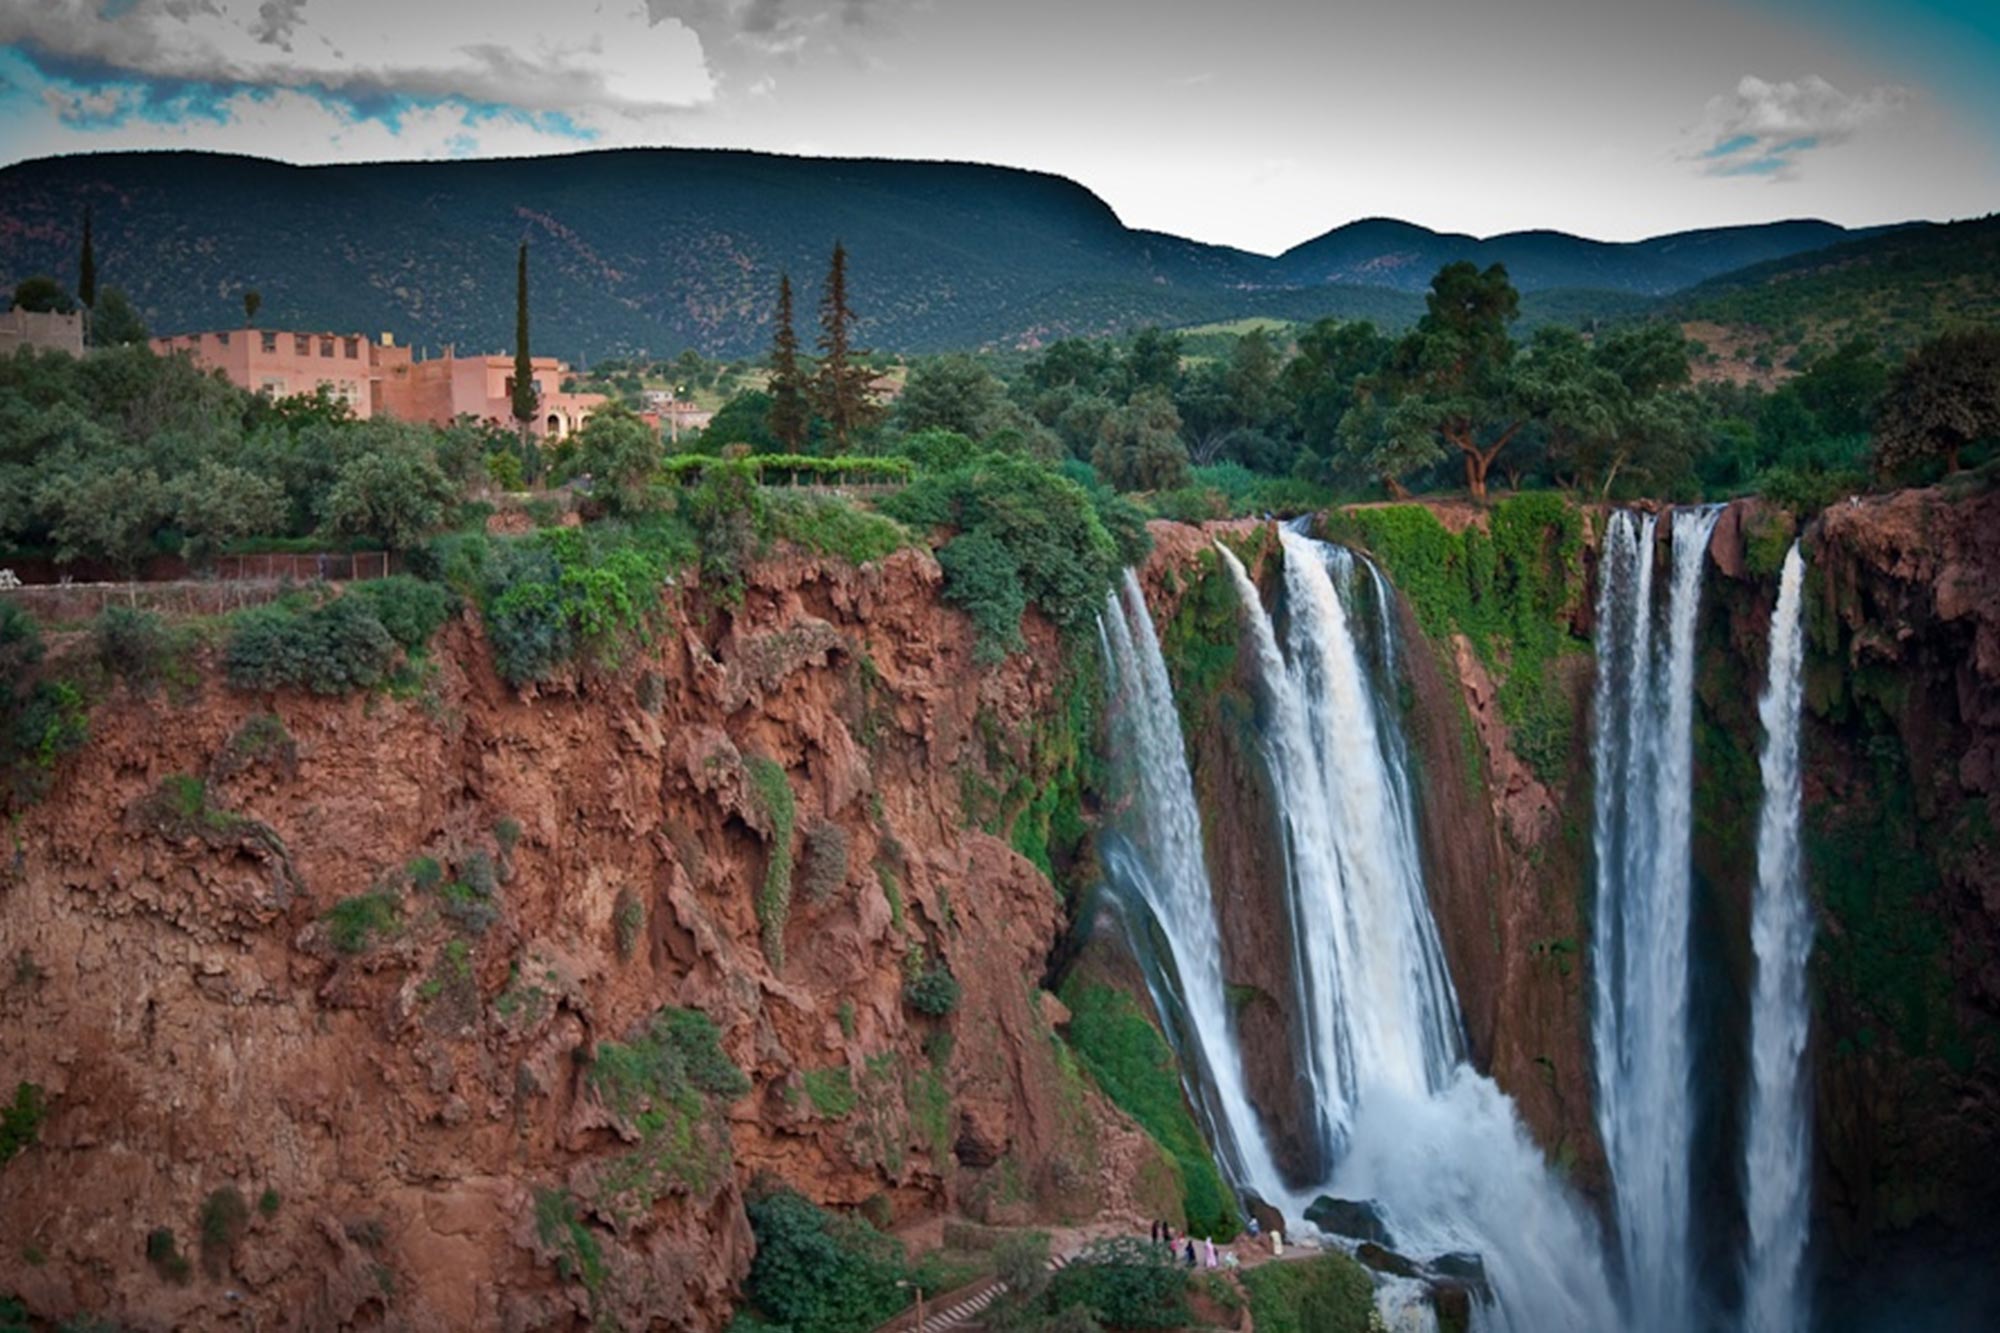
[1058,982,1238,1240]
[747,756,797,966]
[1321,495,1590,783]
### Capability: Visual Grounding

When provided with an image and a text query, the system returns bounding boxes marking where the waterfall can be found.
[1740,543,1813,1333]
[1217,532,1618,1332]
[1096,570,1287,1203]
[1589,506,1724,1333]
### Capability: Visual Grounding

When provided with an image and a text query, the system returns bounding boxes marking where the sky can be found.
[0,0,1995,256]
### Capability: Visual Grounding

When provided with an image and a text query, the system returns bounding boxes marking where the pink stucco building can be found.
[149,327,607,437]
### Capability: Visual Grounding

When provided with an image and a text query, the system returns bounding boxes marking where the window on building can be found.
[320,337,335,357]
[217,331,230,347]
[294,334,310,356]
[261,331,277,353]
[260,378,286,396]
[345,337,360,359]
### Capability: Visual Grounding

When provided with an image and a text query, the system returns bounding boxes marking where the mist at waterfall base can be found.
[1098,542,1619,1332]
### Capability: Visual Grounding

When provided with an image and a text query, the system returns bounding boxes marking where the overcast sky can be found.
[1,0,1995,255]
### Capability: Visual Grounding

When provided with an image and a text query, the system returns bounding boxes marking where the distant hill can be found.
[0,147,1891,358]
[1671,214,2000,358]
[1271,216,1890,296]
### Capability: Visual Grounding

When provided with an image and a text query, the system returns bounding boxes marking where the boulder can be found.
[1355,1242,1422,1279]
[1304,1195,1394,1248]
[1243,1191,1287,1239]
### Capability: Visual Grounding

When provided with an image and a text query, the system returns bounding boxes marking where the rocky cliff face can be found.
[1795,486,2000,1277]
[0,549,1169,1331]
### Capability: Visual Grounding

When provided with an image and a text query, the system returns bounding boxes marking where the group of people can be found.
[1148,1220,1221,1269]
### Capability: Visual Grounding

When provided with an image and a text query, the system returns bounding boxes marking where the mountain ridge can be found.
[0,146,1915,357]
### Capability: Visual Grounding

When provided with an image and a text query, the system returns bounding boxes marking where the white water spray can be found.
[1590,506,1723,1333]
[1740,543,1813,1333]
[1217,533,1618,1332]
[1097,571,1286,1202]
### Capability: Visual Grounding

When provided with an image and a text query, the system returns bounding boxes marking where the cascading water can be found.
[1590,506,1724,1333]
[1740,543,1813,1333]
[1096,571,1287,1204]
[1215,532,1619,1332]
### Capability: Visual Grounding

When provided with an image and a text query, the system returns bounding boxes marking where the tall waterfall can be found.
[1097,570,1287,1203]
[1740,543,1813,1333]
[1589,506,1724,1333]
[1216,531,1619,1332]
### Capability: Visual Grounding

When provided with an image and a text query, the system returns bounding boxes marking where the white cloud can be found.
[2,83,641,165]
[1692,74,1908,179]
[0,0,715,118]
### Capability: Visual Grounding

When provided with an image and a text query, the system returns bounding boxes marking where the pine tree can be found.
[78,206,96,310]
[512,242,536,435]
[810,242,881,449]
[766,272,811,451]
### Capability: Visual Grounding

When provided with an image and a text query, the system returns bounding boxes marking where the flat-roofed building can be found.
[1,308,86,358]
[150,328,607,437]
[151,327,383,418]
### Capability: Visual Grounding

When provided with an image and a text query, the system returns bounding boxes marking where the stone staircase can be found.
[903,1248,1078,1333]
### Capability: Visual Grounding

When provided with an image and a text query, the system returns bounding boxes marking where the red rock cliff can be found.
[0,548,1168,1331]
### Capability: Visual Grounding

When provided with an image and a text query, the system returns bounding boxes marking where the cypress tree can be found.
[766,272,810,451]
[78,206,96,310]
[811,241,881,449]
[512,242,536,434]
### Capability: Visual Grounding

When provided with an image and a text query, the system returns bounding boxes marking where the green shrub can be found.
[453,522,688,686]
[4,679,89,806]
[589,1006,750,1121]
[686,453,771,599]
[145,1228,191,1285]
[213,712,295,778]
[903,956,962,1017]
[533,1188,607,1296]
[937,530,1027,661]
[802,1066,857,1119]
[1044,1237,1189,1329]
[198,1186,249,1276]
[349,576,455,651]
[747,756,796,966]
[879,454,1140,651]
[258,1188,281,1217]
[224,592,398,695]
[435,851,500,934]
[324,892,399,954]
[91,606,175,692]
[768,493,915,566]
[1059,983,1236,1240]
[1238,1252,1375,1333]
[800,821,850,904]
[743,1188,910,1333]
[0,1083,46,1164]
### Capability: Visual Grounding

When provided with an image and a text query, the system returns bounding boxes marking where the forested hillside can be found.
[0,148,1878,359]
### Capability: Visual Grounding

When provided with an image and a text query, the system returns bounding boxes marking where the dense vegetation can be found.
[1059,982,1237,1240]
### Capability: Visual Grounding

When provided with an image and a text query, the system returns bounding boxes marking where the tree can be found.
[512,242,536,436]
[243,289,261,325]
[766,273,812,451]
[35,464,171,572]
[1123,327,1183,395]
[87,288,148,348]
[1283,318,1394,476]
[322,433,457,551]
[895,354,1004,438]
[811,242,882,448]
[565,404,661,514]
[704,390,780,453]
[78,207,96,310]
[1875,328,2000,477]
[1371,262,1527,502]
[1795,337,1889,438]
[171,461,286,563]
[1092,387,1191,491]
[10,276,75,315]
